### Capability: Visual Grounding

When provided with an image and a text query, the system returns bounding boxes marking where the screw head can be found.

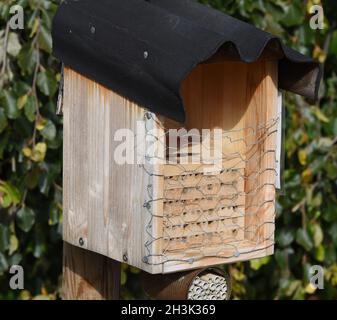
[143,201,151,210]
[145,112,152,120]
[143,51,149,59]
[79,237,85,246]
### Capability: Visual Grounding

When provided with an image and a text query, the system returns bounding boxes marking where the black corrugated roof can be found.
[52,0,322,123]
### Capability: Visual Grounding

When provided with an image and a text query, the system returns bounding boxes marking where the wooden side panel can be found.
[243,61,278,255]
[63,68,162,273]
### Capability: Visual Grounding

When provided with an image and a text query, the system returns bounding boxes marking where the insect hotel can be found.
[53,0,321,299]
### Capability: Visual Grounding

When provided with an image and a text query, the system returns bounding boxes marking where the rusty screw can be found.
[79,237,84,246]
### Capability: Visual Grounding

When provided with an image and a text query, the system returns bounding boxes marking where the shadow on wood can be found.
[62,242,121,300]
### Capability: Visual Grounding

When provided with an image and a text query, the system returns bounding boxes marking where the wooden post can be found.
[62,242,121,300]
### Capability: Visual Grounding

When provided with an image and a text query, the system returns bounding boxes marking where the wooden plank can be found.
[163,182,244,201]
[160,163,243,177]
[243,60,278,253]
[146,115,165,268]
[163,216,245,240]
[182,62,249,132]
[63,68,161,273]
[163,239,274,273]
[262,61,278,255]
[162,197,245,217]
[62,242,120,300]
[164,208,244,226]
[163,168,244,190]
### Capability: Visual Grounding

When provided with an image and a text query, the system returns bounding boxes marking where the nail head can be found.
[79,238,84,246]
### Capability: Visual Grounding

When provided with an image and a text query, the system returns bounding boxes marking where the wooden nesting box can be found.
[63,58,279,274]
[54,0,321,275]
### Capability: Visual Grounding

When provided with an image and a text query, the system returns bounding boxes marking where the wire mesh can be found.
[140,112,279,268]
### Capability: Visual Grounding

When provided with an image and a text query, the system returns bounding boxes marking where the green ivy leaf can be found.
[328,223,337,246]
[325,162,337,179]
[275,249,287,269]
[7,32,22,57]
[0,224,9,252]
[18,44,38,75]
[276,229,295,248]
[41,120,56,141]
[31,142,47,162]
[9,234,19,256]
[33,226,46,258]
[311,224,324,247]
[17,94,28,110]
[8,234,19,256]
[326,245,337,265]
[129,266,140,274]
[2,90,20,119]
[333,118,337,136]
[281,2,304,27]
[323,203,337,222]
[0,181,21,208]
[37,70,57,97]
[330,31,337,57]
[24,166,41,190]
[29,17,40,38]
[296,229,314,251]
[264,2,285,21]
[48,206,60,226]
[315,245,325,262]
[8,253,22,266]
[121,269,127,286]
[0,108,8,133]
[16,207,36,233]
[317,137,334,150]
[250,256,271,270]
[0,252,8,275]
[0,3,10,20]
[313,107,330,123]
[284,280,302,297]
[24,94,36,122]
[275,248,294,270]
[38,24,52,54]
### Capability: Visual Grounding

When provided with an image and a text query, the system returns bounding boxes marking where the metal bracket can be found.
[56,63,64,116]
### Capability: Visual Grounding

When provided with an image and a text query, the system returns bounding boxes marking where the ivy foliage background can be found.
[0,0,337,300]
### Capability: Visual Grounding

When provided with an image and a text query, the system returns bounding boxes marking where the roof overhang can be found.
[52,0,322,123]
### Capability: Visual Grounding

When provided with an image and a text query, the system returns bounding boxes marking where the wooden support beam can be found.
[62,242,121,300]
